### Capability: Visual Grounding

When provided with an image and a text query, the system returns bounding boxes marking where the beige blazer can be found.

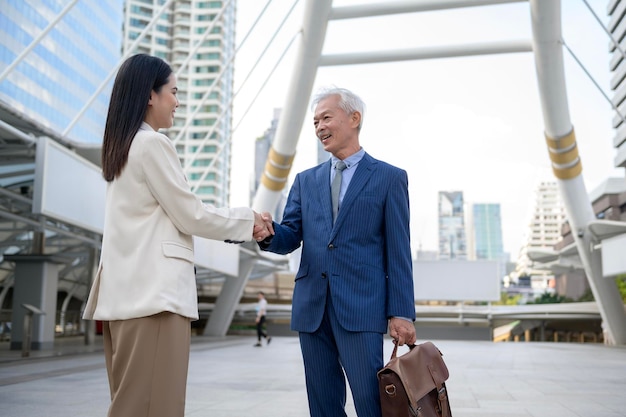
[83,123,254,321]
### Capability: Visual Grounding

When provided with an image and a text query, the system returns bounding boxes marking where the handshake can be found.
[253,211,274,242]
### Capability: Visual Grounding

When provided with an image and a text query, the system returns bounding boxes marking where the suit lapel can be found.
[331,153,377,234]
[317,160,334,230]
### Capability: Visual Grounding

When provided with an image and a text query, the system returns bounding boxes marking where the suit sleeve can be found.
[140,132,254,242]
[258,174,304,255]
[384,169,416,320]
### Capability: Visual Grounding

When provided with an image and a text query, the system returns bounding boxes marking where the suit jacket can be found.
[83,123,254,321]
[261,152,416,333]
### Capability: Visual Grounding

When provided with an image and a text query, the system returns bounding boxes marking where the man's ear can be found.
[351,111,361,128]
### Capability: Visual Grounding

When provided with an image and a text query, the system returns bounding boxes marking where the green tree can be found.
[495,292,523,305]
[616,274,626,302]
[529,291,570,304]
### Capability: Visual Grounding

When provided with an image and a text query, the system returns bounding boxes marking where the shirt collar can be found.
[331,147,365,170]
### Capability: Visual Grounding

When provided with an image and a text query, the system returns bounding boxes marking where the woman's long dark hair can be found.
[101,54,172,182]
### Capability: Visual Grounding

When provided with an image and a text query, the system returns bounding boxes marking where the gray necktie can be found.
[331,161,347,223]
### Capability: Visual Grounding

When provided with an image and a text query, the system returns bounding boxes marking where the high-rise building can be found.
[0,0,123,143]
[123,0,236,206]
[438,191,466,260]
[514,181,566,288]
[609,1,626,173]
[471,203,504,261]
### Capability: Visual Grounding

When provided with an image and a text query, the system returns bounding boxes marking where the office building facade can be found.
[0,0,123,144]
[438,191,467,260]
[471,203,504,261]
[124,0,236,206]
[514,181,566,290]
[609,1,626,173]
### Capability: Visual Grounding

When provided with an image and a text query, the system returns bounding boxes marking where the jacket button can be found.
[321,273,327,279]
[328,244,334,249]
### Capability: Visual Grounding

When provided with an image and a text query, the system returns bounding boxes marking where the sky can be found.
[229,0,623,261]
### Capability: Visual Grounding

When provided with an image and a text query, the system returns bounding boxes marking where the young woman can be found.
[83,54,272,417]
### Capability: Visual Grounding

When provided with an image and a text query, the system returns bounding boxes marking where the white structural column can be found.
[252,0,333,214]
[319,41,531,66]
[529,0,626,345]
[330,0,526,20]
[203,0,332,337]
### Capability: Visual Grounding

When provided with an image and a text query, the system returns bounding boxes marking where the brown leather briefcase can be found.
[377,341,452,417]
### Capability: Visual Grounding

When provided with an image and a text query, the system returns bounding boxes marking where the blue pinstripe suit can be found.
[260,152,416,417]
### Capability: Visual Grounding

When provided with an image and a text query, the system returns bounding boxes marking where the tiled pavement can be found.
[1,335,625,417]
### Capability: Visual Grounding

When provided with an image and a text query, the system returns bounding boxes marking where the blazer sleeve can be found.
[384,168,416,320]
[140,132,254,242]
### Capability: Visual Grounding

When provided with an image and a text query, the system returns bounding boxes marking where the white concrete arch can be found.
[235,0,626,344]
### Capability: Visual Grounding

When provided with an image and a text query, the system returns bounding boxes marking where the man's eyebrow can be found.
[314,110,330,119]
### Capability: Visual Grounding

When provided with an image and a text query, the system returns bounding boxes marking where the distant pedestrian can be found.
[254,291,271,346]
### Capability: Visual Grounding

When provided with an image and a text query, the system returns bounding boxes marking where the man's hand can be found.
[261,212,274,234]
[389,317,417,346]
[253,211,274,241]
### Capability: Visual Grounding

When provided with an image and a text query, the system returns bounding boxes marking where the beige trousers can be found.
[103,312,191,417]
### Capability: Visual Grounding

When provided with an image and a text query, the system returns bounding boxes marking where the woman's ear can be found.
[147,91,155,106]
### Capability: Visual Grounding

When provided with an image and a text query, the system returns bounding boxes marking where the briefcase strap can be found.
[389,341,415,360]
[438,385,450,417]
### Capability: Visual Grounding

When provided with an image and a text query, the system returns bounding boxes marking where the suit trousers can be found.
[299,292,384,417]
[103,312,191,417]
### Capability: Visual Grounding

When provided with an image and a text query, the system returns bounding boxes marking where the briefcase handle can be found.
[389,341,416,360]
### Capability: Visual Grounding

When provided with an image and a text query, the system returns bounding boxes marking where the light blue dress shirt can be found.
[330,147,366,208]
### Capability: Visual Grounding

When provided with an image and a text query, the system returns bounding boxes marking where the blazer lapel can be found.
[331,154,377,234]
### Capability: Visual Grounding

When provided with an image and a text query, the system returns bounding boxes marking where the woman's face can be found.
[145,74,179,130]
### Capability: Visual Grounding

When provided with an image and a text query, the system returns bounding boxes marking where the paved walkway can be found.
[1,336,625,417]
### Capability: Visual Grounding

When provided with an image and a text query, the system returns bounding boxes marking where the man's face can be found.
[313,94,359,158]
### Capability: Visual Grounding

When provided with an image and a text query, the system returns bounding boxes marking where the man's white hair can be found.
[311,86,365,131]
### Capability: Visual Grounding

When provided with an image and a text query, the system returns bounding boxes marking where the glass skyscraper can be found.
[0,0,123,143]
[472,203,504,260]
[123,0,236,206]
[438,191,467,260]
